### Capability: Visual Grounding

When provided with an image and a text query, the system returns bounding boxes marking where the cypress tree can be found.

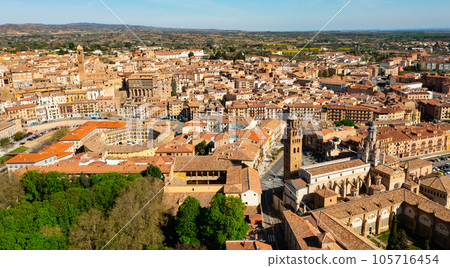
[397,229,409,250]
[387,214,398,250]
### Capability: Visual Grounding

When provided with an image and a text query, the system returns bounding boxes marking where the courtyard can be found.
[369,229,440,250]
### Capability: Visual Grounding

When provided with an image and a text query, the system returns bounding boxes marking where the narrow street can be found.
[258,151,321,249]
[260,155,286,249]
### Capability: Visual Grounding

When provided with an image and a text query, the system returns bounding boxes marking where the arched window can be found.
[435,223,449,246]
[366,213,377,234]
[380,210,390,228]
[405,207,415,218]
[435,223,449,236]
[419,214,432,227]
[352,218,363,235]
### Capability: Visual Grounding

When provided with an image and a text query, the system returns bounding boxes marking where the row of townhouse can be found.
[227,101,283,120]
[4,98,120,125]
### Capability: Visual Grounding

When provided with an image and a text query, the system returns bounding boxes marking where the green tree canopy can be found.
[0,171,138,249]
[171,78,177,96]
[49,127,70,143]
[387,214,398,250]
[100,177,168,250]
[141,164,162,179]
[175,196,201,247]
[387,214,409,250]
[334,120,355,127]
[195,140,209,156]
[68,208,107,250]
[13,132,24,141]
[0,137,10,147]
[199,194,249,249]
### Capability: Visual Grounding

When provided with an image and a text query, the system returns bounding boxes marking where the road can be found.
[260,155,286,250]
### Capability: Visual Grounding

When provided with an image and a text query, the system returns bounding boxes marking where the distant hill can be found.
[0,23,249,36]
[0,23,163,35]
[0,23,449,36]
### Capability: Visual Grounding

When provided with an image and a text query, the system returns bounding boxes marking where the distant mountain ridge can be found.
[0,23,162,35]
[0,23,449,35]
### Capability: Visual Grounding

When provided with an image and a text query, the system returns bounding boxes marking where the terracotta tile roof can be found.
[173,156,232,172]
[259,119,284,131]
[306,159,367,176]
[291,178,308,189]
[17,155,173,176]
[406,158,432,170]
[321,188,450,222]
[315,188,339,198]
[40,141,74,159]
[60,124,96,141]
[283,211,343,250]
[60,121,126,141]
[224,166,261,194]
[226,240,272,250]
[6,103,36,112]
[155,143,195,154]
[6,153,55,164]
[420,176,450,193]
[373,164,402,176]
[384,155,399,164]
[213,140,259,162]
[311,211,379,250]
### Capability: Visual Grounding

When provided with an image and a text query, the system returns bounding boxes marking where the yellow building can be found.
[64,89,87,103]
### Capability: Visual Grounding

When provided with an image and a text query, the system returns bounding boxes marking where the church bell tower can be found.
[77,45,86,83]
[284,115,303,181]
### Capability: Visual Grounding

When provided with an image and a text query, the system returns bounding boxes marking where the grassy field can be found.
[0,155,12,164]
[282,48,320,54]
[0,146,28,164]
[376,230,390,244]
[9,146,28,153]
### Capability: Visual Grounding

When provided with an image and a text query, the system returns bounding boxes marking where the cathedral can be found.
[280,119,449,249]
[282,119,432,211]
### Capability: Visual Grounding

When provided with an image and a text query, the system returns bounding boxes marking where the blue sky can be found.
[1,0,449,31]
